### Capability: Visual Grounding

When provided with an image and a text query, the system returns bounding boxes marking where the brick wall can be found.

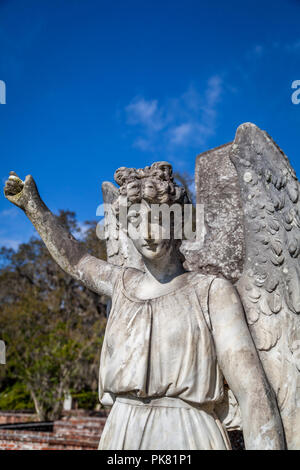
[0,411,37,425]
[0,430,97,450]
[0,412,107,450]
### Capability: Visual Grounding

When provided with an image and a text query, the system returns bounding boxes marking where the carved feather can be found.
[229,123,300,449]
[102,181,144,271]
[190,123,300,447]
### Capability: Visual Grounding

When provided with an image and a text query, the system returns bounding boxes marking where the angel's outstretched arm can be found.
[209,277,285,450]
[3,172,120,297]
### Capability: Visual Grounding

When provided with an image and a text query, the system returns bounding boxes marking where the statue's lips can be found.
[142,242,159,251]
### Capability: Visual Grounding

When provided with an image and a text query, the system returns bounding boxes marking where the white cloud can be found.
[252,45,264,58]
[246,39,300,58]
[286,39,300,52]
[125,97,164,132]
[0,237,22,250]
[124,76,223,154]
[201,75,222,133]
[0,208,35,250]
[0,208,19,219]
[133,137,153,151]
[169,123,193,145]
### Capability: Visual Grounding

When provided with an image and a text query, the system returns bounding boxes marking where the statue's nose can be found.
[139,214,153,240]
[144,224,153,240]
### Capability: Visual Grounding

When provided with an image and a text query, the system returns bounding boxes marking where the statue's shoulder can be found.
[189,271,236,302]
[120,266,145,290]
[188,270,223,286]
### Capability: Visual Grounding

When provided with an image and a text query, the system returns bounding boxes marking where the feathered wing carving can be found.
[101,181,144,270]
[230,123,300,449]
[192,122,300,449]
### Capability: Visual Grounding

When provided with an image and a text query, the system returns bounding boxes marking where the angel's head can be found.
[113,161,190,261]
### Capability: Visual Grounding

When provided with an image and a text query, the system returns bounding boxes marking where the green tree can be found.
[0,211,107,421]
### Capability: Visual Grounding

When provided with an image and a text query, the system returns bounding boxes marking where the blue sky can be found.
[1,0,300,248]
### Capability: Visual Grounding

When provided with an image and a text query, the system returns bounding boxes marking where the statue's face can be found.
[127,200,174,260]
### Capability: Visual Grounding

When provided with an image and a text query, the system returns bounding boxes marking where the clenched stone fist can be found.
[4,171,39,211]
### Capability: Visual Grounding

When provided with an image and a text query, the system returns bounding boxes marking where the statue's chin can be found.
[138,241,174,261]
[140,246,166,260]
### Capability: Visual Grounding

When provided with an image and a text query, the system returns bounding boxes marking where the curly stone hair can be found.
[113,161,189,206]
[111,163,190,258]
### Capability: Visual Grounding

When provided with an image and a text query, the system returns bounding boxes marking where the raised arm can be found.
[209,277,285,450]
[4,172,120,297]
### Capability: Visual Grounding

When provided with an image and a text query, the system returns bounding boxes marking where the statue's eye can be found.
[127,212,140,226]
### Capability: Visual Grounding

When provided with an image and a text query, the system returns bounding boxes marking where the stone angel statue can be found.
[3,122,297,450]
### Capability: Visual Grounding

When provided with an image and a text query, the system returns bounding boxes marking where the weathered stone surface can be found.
[182,123,300,449]
[182,143,245,282]
[230,123,300,450]
[102,181,144,270]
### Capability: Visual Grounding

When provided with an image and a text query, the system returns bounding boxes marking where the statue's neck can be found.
[143,248,185,284]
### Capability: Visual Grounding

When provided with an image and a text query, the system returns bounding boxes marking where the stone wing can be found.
[101,181,144,270]
[231,123,300,449]
[188,122,300,448]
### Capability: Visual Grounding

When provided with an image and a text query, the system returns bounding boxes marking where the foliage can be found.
[0,382,34,411]
[71,390,99,410]
[0,211,107,421]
